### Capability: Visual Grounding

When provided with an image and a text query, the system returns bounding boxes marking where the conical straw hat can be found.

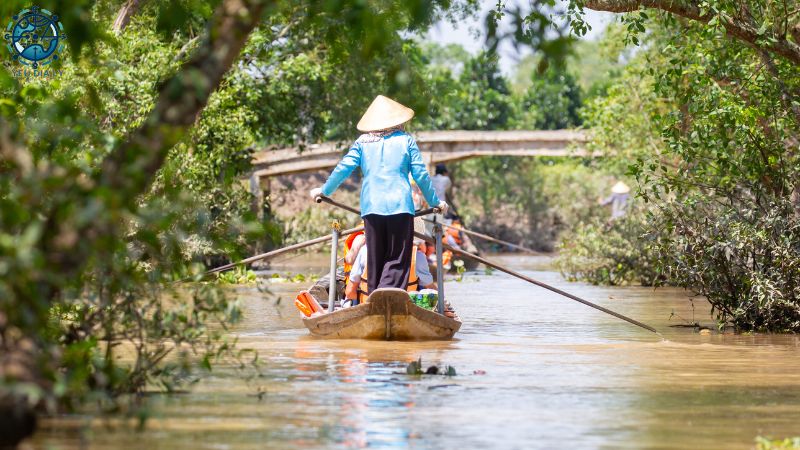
[357,95,415,132]
[611,181,631,194]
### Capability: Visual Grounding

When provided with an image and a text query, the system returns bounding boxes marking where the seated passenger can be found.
[345,241,435,305]
[308,224,364,305]
[444,216,464,250]
[343,222,366,290]
[419,240,453,272]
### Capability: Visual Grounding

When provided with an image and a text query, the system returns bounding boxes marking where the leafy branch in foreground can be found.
[1,0,266,444]
[1,0,501,446]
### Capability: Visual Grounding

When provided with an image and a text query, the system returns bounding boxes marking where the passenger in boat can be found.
[310,95,447,296]
[307,222,365,305]
[444,216,464,250]
[344,241,435,305]
[343,221,366,279]
[420,241,453,271]
[431,164,452,205]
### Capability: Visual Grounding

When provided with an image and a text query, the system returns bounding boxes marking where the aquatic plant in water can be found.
[406,358,457,376]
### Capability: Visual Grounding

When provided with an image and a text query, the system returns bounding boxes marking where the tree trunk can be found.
[3,0,268,444]
[112,0,144,34]
[0,393,37,448]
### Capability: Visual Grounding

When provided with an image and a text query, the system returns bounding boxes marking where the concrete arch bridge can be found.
[248,129,589,207]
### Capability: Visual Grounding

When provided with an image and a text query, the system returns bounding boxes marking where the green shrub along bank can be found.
[556,211,664,286]
[653,201,800,331]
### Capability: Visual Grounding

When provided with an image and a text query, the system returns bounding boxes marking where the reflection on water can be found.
[31,255,800,449]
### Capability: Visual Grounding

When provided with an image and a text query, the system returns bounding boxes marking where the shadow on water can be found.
[30,254,800,449]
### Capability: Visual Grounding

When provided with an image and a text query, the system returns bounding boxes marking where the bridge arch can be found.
[248,129,589,213]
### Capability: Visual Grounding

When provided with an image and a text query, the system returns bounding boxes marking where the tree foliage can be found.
[573,3,800,330]
[556,211,664,286]
[572,0,800,65]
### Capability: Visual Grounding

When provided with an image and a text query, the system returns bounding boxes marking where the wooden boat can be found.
[302,288,461,340]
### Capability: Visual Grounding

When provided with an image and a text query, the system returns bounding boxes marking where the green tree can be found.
[571,0,800,65]
[419,49,514,130]
[568,2,800,330]
[514,67,583,130]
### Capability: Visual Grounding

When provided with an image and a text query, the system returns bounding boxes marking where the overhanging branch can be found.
[99,0,267,203]
[583,0,800,65]
[43,0,267,278]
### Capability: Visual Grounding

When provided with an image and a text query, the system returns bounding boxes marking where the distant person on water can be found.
[431,164,452,204]
[310,95,447,295]
[599,181,630,219]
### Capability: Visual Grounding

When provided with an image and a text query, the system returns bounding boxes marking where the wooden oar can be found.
[204,226,364,276]
[312,194,658,334]
[421,218,543,255]
[413,231,657,334]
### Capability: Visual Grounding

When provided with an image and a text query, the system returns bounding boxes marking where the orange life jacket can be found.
[343,231,364,289]
[357,245,419,303]
[446,224,463,245]
[442,250,452,268]
[420,241,451,270]
[295,290,323,317]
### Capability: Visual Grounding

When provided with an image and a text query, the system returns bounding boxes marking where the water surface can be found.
[31,254,800,449]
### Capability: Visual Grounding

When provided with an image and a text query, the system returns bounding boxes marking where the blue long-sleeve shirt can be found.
[320,131,440,216]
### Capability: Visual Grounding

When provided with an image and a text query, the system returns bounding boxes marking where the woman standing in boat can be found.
[310,95,447,295]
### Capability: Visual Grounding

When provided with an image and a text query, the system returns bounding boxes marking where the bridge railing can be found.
[251,129,589,179]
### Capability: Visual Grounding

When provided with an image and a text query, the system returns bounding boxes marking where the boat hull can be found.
[302,288,461,340]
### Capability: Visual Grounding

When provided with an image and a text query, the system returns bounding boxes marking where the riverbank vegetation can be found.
[556,210,663,286]
[568,3,800,331]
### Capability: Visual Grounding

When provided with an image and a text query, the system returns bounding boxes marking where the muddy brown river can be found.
[29,255,800,449]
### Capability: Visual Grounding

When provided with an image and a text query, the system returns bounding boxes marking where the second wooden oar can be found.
[413,231,657,334]
[205,226,364,276]
[421,218,542,255]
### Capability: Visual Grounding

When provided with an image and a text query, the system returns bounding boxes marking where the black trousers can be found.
[363,213,414,294]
